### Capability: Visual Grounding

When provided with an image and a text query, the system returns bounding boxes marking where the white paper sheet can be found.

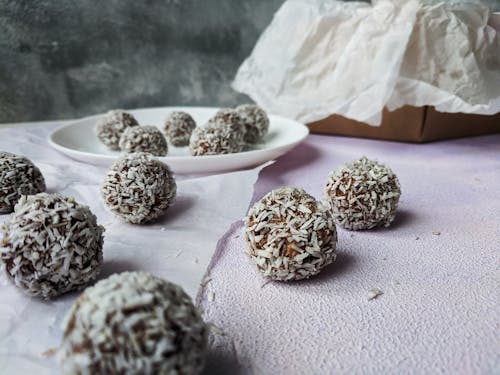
[0,126,265,373]
[233,0,500,125]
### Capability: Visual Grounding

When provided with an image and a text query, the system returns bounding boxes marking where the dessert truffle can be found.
[189,124,244,156]
[164,111,196,147]
[60,271,208,375]
[236,104,270,143]
[0,193,104,298]
[0,151,46,213]
[244,186,337,281]
[95,110,139,150]
[207,108,246,140]
[119,125,168,156]
[102,152,176,224]
[325,156,401,230]
[207,108,243,133]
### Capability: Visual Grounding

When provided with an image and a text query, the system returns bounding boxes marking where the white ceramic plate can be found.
[48,106,309,174]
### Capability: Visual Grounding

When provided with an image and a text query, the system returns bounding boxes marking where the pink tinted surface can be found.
[199,134,500,375]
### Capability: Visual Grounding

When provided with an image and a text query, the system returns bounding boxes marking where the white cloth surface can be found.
[233,0,500,125]
[0,125,264,374]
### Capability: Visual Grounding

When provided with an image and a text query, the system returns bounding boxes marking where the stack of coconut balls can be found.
[95,104,269,157]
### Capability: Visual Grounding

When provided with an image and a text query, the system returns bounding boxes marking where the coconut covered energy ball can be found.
[245,186,337,281]
[60,271,208,375]
[102,152,176,224]
[0,193,104,298]
[0,151,46,213]
[207,108,244,135]
[236,104,270,143]
[325,156,401,230]
[119,125,168,156]
[189,124,244,156]
[164,111,197,147]
[95,110,139,150]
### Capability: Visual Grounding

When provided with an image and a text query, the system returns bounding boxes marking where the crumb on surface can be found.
[200,277,212,288]
[260,279,272,288]
[207,291,215,302]
[367,288,384,301]
[41,348,58,357]
[207,323,225,336]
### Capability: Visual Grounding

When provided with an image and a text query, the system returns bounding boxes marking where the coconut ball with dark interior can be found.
[189,124,243,156]
[325,156,401,230]
[245,186,337,281]
[208,108,244,133]
[119,125,168,156]
[95,109,139,150]
[236,104,270,143]
[0,193,104,298]
[164,111,196,146]
[0,151,46,213]
[102,152,176,224]
[60,271,208,375]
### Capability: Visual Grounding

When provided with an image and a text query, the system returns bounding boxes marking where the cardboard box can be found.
[307,106,500,142]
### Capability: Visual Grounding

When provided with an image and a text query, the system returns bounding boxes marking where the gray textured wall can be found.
[0,0,285,122]
[1,0,498,123]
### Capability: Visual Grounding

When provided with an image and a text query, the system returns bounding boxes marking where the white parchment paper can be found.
[233,0,500,125]
[0,126,265,373]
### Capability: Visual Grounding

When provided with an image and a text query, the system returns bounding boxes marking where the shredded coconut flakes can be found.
[101,152,176,224]
[164,111,196,147]
[95,110,139,151]
[0,193,104,299]
[235,104,269,143]
[244,186,337,281]
[119,125,168,156]
[59,271,207,375]
[0,151,46,213]
[325,156,401,230]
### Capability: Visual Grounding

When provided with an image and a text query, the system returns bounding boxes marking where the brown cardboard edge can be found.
[307,106,426,143]
[421,107,500,142]
[308,106,500,143]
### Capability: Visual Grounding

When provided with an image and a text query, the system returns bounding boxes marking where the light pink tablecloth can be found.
[199,134,500,375]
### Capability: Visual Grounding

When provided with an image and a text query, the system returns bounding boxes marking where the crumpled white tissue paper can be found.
[233,0,500,125]
[0,125,265,374]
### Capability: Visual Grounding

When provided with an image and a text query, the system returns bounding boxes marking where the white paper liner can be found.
[233,0,500,125]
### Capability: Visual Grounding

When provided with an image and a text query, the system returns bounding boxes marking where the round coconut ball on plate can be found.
[59,271,208,375]
[325,156,401,230]
[95,110,139,151]
[119,125,168,156]
[189,124,244,156]
[207,108,244,135]
[235,104,269,143]
[244,186,337,281]
[0,151,46,213]
[164,111,196,147]
[0,193,104,299]
[101,152,176,224]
